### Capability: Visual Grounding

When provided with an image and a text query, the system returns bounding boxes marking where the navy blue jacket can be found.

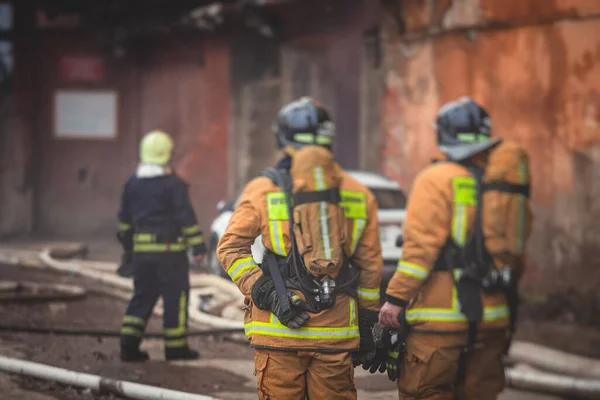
[117,172,206,255]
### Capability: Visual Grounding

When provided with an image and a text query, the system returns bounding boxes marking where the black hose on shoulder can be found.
[0,325,244,338]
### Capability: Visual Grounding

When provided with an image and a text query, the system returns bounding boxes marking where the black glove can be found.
[117,251,134,278]
[352,309,379,367]
[362,323,391,373]
[251,275,311,329]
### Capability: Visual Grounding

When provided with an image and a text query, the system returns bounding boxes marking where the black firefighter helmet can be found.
[274,96,335,150]
[435,96,501,161]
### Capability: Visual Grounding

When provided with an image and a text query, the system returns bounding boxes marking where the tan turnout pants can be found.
[397,330,507,400]
[254,348,357,400]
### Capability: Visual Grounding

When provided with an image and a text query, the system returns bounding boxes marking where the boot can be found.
[120,347,149,362]
[165,346,199,361]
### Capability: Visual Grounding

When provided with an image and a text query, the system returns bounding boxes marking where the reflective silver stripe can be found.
[227,257,258,281]
[396,261,429,280]
[452,204,467,246]
[357,287,380,301]
[269,220,286,256]
[350,218,366,255]
[313,166,332,259]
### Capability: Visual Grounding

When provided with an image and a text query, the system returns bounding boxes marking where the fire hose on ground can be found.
[37,248,245,330]
[0,355,219,400]
[2,244,600,398]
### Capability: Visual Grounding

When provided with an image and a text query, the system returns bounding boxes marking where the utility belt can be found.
[133,226,186,252]
[261,250,360,314]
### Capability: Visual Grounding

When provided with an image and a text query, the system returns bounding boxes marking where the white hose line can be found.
[0,281,86,302]
[39,249,244,330]
[509,341,600,380]
[189,288,244,330]
[506,365,600,399]
[0,355,219,400]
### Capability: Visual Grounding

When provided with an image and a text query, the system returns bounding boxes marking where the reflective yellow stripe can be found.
[457,133,489,143]
[340,190,367,219]
[251,298,359,340]
[182,224,201,235]
[134,233,156,243]
[357,287,380,301]
[313,166,332,259]
[350,218,366,255]
[451,177,476,246]
[165,339,187,348]
[179,291,187,331]
[121,327,142,337]
[245,322,360,339]
[133,243,186,252]
[406,305,509,323]
[396,261,429,280]
[266,192,288,256]
[187,235,205,246]
[407,285,508,323]
[118,222,131,231]
[268,220,287,256]
[164,327,186,337]
[227,257,259,281]
[123,315,146,326]
[294,133,333,145]
[266,192,289,220]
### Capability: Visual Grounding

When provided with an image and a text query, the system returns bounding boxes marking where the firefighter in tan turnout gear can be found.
[217,97,383,399]
[376,97,532,399]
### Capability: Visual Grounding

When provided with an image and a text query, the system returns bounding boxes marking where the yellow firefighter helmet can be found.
[139,130,174,165]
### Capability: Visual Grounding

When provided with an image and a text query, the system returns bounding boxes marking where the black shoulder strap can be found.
[262,167,341,206]
[262,167,293,192]
[294,189,341,205]
[482,182,530,197]
[462,163,495,274]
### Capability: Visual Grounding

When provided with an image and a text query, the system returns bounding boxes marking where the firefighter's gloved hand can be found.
[362,323,392,373]
[117,251,134,278]
[353,309,379,367]
[251,275,311,329]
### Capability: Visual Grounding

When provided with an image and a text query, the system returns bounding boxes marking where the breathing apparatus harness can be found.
[389,161,529,384]
[260,167,359,315]
[437,161,527,383]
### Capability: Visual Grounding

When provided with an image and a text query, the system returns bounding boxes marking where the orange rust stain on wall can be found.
[382,2,600,285]
[480,0,600,21]
[381,42,439,191]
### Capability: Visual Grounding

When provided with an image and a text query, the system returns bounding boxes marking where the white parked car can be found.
[206,170,406,283]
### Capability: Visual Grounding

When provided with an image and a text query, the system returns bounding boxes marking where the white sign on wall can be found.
[54,90,118,139]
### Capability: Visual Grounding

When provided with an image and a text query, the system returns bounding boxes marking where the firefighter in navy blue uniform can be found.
[117,130,206,362]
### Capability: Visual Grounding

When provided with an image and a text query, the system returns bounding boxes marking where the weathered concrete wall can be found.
[0,97,32,237]
[33,31,230,237]
[381,0,600,294]
[1,0,35,238]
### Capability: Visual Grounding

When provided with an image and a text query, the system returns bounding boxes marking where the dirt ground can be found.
[0,262,597,399]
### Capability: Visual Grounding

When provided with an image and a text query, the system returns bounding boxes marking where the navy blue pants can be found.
[120,252,190,350]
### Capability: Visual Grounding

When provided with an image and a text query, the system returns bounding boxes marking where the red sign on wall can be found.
[59,55,105,83]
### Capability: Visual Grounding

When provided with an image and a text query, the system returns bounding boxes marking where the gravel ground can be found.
[0,262,595,399]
